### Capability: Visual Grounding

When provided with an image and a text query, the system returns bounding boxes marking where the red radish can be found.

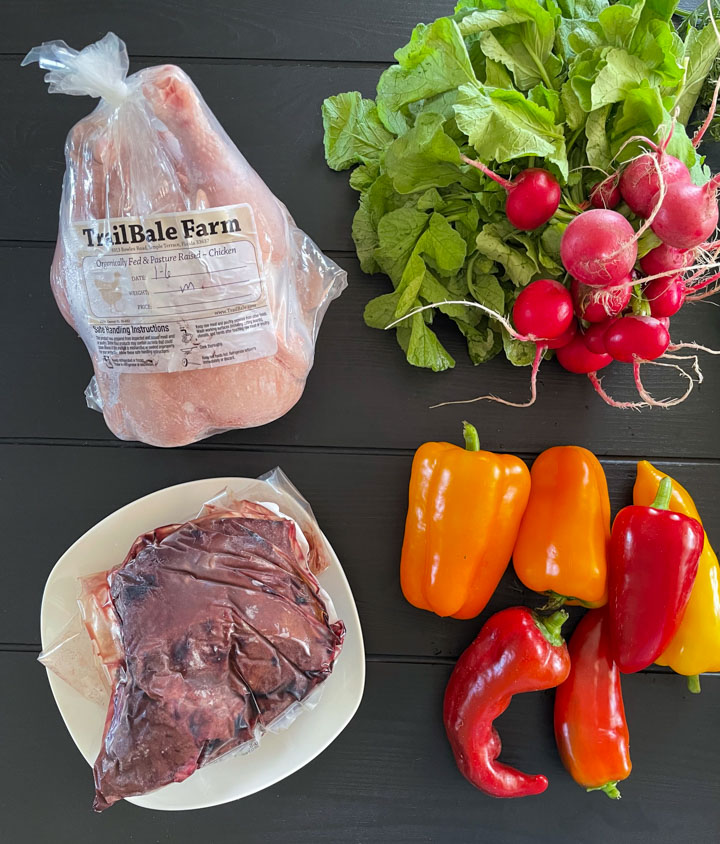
[582,319,617,355]
[604,315,670,362]
[512,279,573,340]
[590,178,621,209]
[461,156,560,230]
[644,276,685,317]
[546,318,577,349]
[639,243,691,280]
[556,333,612,373]
[651,178,720,249]
[571,277,632,322]
[561,210,637,287]
[619,153,690,217]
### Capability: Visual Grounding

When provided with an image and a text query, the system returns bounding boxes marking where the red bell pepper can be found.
[443,606,571,798]
[608,477,704,673]
[554,608,631,799]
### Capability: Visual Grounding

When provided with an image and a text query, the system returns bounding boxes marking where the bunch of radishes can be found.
[460,106,720,409]
[399,53,720,409]
[508,130,720,408]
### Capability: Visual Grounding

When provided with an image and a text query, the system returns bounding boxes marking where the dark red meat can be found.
[91,503,344,811]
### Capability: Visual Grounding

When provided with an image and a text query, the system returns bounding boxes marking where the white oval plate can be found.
[40,477,365,811]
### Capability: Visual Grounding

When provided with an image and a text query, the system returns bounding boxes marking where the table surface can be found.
[1,1,719,842]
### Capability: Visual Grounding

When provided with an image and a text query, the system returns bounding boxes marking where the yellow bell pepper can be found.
[633,460,720,692]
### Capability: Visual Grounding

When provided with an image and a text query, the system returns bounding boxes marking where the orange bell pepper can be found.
[513,446,610,606]
[633,460,720,692]
[400,422,531,619]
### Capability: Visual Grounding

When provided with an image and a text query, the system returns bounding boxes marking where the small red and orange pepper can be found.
[554,608,631,799]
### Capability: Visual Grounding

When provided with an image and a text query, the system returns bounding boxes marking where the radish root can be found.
[430,344,544,409]
[385,300,533,342]
[612,136,661,162]
[632,358,696,407]
[664,352,704,384]
[587,371,647,409]
[669,341,720,354]
[581,281,635,316]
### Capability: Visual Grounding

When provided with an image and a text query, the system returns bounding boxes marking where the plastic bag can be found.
[39,468,345,811]
[23,34,347,447]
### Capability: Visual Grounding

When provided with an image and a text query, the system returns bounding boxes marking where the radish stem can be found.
[693,1,720,148]
[460,154,513,190]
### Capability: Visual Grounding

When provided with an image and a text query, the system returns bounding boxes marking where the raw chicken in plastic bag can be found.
[39,468,345,811]
[23,34,347,447]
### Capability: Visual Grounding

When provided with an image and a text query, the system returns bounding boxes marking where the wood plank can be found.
[0,58,379,249]
[2,652,717,842]
[0,0,702,61]
[3,442,719,656]
[3,246,720,457]
[0,0,444,62]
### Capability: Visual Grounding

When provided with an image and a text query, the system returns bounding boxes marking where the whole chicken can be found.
[24,34,346,447]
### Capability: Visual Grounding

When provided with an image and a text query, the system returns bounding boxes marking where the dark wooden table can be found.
[1,2,718,842]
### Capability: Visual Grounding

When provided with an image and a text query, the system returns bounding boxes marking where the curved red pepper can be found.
[609,478,704,673]
[554,608,631,798]
[443,607,571,798]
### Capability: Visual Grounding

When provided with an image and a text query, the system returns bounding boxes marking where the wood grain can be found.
[0,0,444,62]
[3,441,718,655]
[1,0,719,836]
[3,246,720,456]
[0,0,702,61]
[2,652,717,843]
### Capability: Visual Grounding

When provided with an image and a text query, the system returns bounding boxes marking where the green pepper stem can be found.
[542,591,568,611]
[533,609,568,647]
[652,477,673,510]
[687,674,701,694]
[462,421,480,452]
[587,781,622,799]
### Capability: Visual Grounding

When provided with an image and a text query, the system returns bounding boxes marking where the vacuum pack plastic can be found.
[24,34,346,447]
[39,469,345,811]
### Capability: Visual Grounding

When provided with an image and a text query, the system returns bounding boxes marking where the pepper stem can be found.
[687,674,701,694]
[651,477,673,510]
[533,609,568,647]
[587,781,622,799]
[462,421,480,452]
[542,591,568,611]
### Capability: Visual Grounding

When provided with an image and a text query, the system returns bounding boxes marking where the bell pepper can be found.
[554,608,631,799]
[400,422,531,619]
[609,478,704,674]
[513,446,610,607]
[633,461,720,693]
[444,606,570,798]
